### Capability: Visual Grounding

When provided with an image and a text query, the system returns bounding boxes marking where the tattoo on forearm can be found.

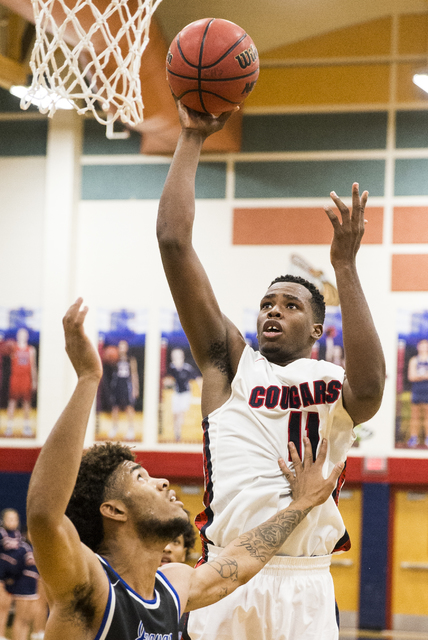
[235,507,312,562]
[207,556,239,582]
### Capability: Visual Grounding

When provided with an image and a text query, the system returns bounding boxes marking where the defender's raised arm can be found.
[26,301,106,627]
[161,438,344,612]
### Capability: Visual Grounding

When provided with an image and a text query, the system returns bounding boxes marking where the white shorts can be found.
[187,548,338,640]
[172,390,192,414]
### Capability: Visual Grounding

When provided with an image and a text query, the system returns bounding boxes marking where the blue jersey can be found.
[0,528,22,579]
[95,556,181,640]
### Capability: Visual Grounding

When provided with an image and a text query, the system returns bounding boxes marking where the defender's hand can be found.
[176,98,238,138]
[324,182,368,268]
[63,298,102,381]
[278,438,344,508]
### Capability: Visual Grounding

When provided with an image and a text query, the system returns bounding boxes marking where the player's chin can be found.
[259,341,283,356]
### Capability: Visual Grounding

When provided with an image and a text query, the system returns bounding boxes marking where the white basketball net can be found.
[21,0,163,126]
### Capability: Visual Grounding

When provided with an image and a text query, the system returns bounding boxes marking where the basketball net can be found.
[21,0,163,127]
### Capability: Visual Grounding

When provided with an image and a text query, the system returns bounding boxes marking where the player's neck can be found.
[261,347,313,367]
[101,535,164,599]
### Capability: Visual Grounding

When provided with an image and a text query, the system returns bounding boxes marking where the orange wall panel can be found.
[262,17,392,59]
[233,207,383,245]
[396,63,428,104]
[398,14,428,55]
[392,254,428,291]
[246,65,390,108]
[393,207,428,243]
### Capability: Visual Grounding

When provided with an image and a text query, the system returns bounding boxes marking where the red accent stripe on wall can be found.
[393,207,428,243]
[1,450,428,485]
[392,254,428,291]
[233,207,383,245]
[0,448,40,473]
[0,448,203,481]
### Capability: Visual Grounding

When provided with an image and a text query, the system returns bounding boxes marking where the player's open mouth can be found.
[161,556,171,564]
[168,491,183,506]
[263,321,282,337]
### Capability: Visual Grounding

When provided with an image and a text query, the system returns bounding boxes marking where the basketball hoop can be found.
[21,0,164,128]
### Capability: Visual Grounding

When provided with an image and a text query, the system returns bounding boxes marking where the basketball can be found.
[102,345,119,365]
[166,18,259,114]
[0,339,17,357]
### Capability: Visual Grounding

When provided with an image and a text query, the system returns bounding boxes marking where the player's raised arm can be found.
[162,438,344,611]
[157,102,245,379]
[26,299,104,599]
[325,183,385,424]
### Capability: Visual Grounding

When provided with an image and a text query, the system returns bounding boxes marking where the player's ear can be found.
[100,500,128,522]
[311,324,323,340]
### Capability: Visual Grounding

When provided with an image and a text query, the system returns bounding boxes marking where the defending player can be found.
[26,299,343,640]
[156,102,385,639]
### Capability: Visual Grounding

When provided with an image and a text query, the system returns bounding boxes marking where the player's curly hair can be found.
[182,511,197,561]
[269,274,326,324]
[65,442,135,552]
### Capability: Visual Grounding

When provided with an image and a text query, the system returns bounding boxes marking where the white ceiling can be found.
[155,0,428,54]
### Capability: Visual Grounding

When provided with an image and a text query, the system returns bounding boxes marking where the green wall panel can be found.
[242,112,388,152]
[235,160,385,198]
[0,120,48,156]
[396,111,428,149]
[395,158,428,195]
[83,119,142,155]
[0,87,38,113]
[82,162,226,199]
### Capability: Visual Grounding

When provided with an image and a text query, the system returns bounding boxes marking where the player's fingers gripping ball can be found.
[166,18,259,114]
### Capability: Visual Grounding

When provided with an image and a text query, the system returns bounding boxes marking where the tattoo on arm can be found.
[235,507,312,563]
[207,557,239,582]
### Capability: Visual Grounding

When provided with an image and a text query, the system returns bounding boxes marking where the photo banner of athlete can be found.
[0,307,40,439]
[158,310,203,444]
[396,308,428,451]
[95,308,146,443]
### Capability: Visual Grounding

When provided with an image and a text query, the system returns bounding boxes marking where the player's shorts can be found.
[411,392,428,405]
[186,546,338,640]
[9,377,32,403]
[110,378,133,410]
[5,568,39,600]
[172,390,191,414]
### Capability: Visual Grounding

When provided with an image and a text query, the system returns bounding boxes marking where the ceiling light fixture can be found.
[10,85,74,110]
[413,72,428,94]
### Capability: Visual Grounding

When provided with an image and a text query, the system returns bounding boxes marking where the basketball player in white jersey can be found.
[156,101,385,640]
[26,299,343,640]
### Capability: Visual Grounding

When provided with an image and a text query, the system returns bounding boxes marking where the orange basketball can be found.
[1,339,17,356]
[166,18,259,114]
[102,345,119,365]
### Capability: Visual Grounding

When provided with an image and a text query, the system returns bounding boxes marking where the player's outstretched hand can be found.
[63,298,103,381]
[176,97,239,138]
[278,438,344,508]
[324,182,368,268]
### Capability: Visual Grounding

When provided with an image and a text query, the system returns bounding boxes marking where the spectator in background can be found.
[0,509,43,640]
[160,512,197,566]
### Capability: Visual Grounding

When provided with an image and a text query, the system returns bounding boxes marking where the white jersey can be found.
[196,345,355,557]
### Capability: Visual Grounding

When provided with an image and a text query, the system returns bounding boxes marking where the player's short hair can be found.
[66,442,135,552]
[182,511,197,561]
[268,274,326,324]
